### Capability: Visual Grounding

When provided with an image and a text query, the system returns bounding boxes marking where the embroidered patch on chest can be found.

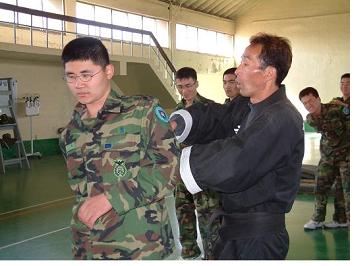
[104,143,112,149]
[114,159,127,178]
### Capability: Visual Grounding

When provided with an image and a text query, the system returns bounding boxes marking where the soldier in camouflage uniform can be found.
[329,73,350,223]
[59,37,180,259]
[299,87,349,230]
[174,67,220,259]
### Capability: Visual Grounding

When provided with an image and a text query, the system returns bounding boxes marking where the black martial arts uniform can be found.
[170,85,304,260]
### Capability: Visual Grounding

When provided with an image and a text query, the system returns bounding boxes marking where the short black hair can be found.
[61,37,110,68]
[250,33,292,87]
[223,67,237,77]
[175,67,197,80]
[341,73,350,80]
[299,87,319,100]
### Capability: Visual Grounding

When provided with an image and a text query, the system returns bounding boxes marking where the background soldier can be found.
[330,73,350,109]
[223,67,240,103]
[59,37,179,259]
[300,87,349,229]
[174,67,219,259]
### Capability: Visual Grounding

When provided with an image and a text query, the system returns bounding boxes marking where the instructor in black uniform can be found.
[170,33,304,260]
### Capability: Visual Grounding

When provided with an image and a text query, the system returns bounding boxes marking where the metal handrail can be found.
[0,2,176,75]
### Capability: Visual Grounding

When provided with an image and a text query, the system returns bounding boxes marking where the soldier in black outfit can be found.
[170,33,304,260]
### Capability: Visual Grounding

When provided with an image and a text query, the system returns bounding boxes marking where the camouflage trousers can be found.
[175,180,220,259]
[312,156,349,223]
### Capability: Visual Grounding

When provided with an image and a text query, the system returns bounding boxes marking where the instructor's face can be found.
[235,44,266,99]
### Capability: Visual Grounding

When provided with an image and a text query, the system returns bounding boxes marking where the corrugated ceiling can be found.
[157,0,260,20]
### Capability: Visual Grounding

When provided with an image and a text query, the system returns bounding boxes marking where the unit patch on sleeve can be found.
[154,106,169,123]
[342,106,349,115]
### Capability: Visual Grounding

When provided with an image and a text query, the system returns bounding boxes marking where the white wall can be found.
[234,0,350,118]
[0,58,75,140]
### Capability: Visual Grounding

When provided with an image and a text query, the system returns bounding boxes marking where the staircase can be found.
[0,3,179,110]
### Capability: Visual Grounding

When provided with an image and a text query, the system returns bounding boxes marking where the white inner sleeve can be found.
[170,109,193,143]
[180,146,203,194]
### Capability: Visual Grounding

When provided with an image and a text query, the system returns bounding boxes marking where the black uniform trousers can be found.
[213,229,289,260]
[210,211,289,260]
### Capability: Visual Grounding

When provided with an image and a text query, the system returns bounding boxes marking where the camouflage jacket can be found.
[306,103,349,159]
[174,93,214,111]
[60,89,180,259]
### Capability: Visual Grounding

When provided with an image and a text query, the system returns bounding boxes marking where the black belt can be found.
[208,209,285,240]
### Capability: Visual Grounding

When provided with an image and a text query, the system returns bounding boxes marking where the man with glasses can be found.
[173,67,218,259]
[175,67,213,109]
[59,37,180,260]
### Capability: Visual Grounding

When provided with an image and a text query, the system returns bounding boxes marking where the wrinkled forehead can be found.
[242,44,262,61]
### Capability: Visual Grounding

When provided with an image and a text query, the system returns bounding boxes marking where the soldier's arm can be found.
[306,113,322,130]
[329,97,349,108]
[104,100,180,216]
[58,129,67,161]
[170,102,228,145]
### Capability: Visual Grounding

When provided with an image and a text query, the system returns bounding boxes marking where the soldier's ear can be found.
[105,64,115,79]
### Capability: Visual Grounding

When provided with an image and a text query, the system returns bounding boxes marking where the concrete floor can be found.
[0,132,350,260]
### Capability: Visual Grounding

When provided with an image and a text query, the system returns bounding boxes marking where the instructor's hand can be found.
[78,194,112,229]
[170,120,177,131]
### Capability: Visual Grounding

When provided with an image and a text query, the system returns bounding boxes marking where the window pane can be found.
[0,0,16,3]
[112,11,131,42]
[77,23,88,35]
[176,24,186,50]
[18,0,41,10]
[0,0,16,23]
[142,16,154,45]
[198,29,216,54]
[198,28,208,53]
[43,0,63,30]
[156,19,168,48]
[217,32,233,56]
[186,26,197,52]
[95,6,111,38]
[207,30,216,54]
[76,2,94,36]
[176,24,197,52]
[17,0,42,27]
[112,10,123,40]
[128,13,142,43]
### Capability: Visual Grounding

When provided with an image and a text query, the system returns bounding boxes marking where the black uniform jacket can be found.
[170,86,305,214]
